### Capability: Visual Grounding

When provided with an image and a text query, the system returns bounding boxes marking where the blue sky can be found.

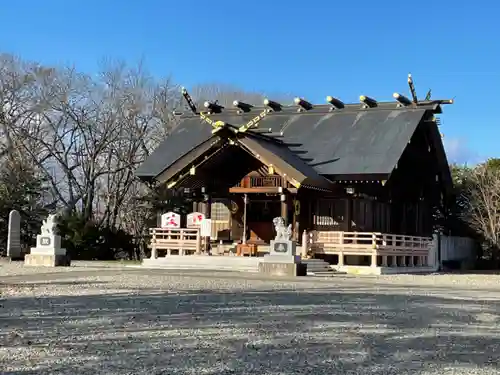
[1,0,498,164]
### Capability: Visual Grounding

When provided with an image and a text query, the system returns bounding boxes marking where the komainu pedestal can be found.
[24,214,70,267]
[258,217,306,277]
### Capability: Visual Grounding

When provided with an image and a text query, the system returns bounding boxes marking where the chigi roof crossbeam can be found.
[177,74,453,122]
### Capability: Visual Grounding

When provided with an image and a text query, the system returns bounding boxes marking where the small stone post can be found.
[301,230,308,258]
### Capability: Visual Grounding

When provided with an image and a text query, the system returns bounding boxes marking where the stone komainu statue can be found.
[41,214,58,235]
[272,217,292,241]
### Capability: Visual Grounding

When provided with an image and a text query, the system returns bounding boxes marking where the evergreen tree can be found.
[0,158,48,255]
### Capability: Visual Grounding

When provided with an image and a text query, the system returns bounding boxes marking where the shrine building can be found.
[136,76,453,272]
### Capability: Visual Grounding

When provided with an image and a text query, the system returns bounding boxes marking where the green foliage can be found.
[57,212,136,260]
[482,158,500,172]
[445,158,500,265]
[450,163,473,218]
[139,183,196,218]
[0,159,48,254]
[434,163,471,236]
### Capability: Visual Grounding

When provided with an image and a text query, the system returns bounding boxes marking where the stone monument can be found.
[24,214,70,267]
[258,217,306,277]
[6,210,22,260]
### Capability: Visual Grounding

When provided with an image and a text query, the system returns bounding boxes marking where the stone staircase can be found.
[302,258,340,276]
[141,255,343,276]
[142,255,261,272]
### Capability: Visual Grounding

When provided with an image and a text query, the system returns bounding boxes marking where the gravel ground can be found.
[1,262,500,375]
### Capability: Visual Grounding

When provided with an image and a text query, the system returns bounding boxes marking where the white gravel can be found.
[1,262,500,374]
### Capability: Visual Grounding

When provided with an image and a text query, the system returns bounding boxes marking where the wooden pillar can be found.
[242,194,248,244]
[337,252,344,266]
[402,203,407,235]
[292,198,299,241]
[203,198,211,219]
[280,194,288,224]
[200,187,211,219]
[195,229,201,255]
[415,201,420,235]
[371,253,377,267]
[230,196,244,243]
[345,198,352,231]
[381,255,388,267]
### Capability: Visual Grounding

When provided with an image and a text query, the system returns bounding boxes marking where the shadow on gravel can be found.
[0,281,110,287]
[0,286,499,375]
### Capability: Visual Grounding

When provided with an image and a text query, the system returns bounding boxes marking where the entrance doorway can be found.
[246,199,281,243]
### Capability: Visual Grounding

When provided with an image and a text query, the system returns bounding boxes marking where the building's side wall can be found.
[304,118,442,237]
[308,197,391,233]
[306,115,443,237]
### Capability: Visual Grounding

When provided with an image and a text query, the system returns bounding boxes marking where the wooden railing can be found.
[234,176,288,189]
[309,231,431,256]
[149,228,201,257]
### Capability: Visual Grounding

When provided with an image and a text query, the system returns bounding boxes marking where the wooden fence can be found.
[310,231,431,255]
[308,230,432,267]
[149,228,201,257]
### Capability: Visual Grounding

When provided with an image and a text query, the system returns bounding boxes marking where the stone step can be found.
[308,271,342,277]
[306,267,332,273]
[302,259,331,268]
[302,258,337,276]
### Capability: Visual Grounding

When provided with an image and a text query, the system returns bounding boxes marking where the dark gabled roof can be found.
[278,107,429,176]
[154,136,222,184]
[136,100,447,182]
[135,119,213,179]
[238,135,334,190]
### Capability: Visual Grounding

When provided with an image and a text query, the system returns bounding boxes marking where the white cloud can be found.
[443,137,481,165]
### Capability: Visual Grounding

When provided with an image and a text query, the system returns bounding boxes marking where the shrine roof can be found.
[136,99,449,181]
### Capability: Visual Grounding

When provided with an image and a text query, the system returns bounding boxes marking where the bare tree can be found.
[0,54,49,162]
[93,62,182,229]
[0,56,182,225]
[467,163,500,258]
[1,52,296,259]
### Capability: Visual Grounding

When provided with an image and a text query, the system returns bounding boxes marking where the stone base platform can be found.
[142,255,261,272]
[258,255,307,277]
[8,255,25,261]
[332,265,439,275]
[24,254,71,267]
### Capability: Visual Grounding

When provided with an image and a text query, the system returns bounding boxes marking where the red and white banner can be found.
[187,212,205,227]
[161,212,180,228]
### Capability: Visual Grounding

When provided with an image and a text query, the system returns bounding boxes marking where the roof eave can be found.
[237,136,335,191]
[152,136,223,184]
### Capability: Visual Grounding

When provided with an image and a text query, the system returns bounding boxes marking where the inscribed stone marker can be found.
[7,210,21,259]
